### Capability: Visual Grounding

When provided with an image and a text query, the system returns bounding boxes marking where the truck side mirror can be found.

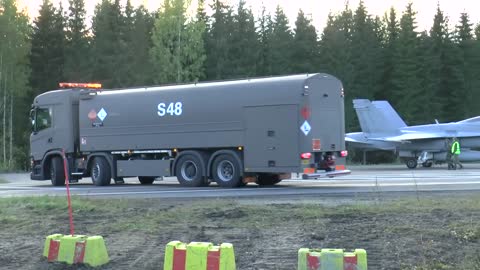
[30,108,37,134]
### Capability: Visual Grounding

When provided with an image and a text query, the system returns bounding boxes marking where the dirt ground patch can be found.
[0,193,479,270]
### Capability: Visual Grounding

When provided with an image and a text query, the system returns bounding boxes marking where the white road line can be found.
[301,181,480,187]
[68,182,480,196]
[74,187,286,196]
[285,179,480,184]
[0,186,42,190]
[3,180,480,190]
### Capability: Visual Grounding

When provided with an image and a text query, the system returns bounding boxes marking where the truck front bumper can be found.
[302,169,351,179]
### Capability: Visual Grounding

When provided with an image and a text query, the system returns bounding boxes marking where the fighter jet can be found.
[346,99,480,169]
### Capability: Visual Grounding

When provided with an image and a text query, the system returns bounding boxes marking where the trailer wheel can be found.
[50,156,65,186]
[175,155,205,187]
[91,157,111,186]
[138,176,155,185]
[256,173,281,186]
[212,154,242,188]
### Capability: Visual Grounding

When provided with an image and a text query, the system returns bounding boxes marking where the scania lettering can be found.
[29,75,350,187]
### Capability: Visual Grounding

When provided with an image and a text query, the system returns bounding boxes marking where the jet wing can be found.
[345,133,398,150]
[375,131,480,142]
[345,136,362,143]
[380,133,439,142]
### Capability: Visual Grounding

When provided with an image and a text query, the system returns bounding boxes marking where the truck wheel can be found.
[50,156,65,186]
[212,154,242,188]
[91,157,111,186]
[175,155,206,187]
[256,173,281,186]
[138,176,155,185]
[406,159,418,169]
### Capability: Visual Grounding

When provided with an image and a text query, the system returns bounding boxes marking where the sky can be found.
[18,0,480,32]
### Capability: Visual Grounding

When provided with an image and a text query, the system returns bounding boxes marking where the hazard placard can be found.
[300,121,311,136]
[88,110,97,120]
[97,108,108,121]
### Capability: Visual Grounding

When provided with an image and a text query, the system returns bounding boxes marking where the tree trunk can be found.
[9,71,13,168]
[2,66,6,164]
[0,54,3,165]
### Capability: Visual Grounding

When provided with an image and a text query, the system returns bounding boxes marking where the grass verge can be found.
[0,194,478,269]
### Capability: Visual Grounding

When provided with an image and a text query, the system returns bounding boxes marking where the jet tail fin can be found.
[353,99,407,134]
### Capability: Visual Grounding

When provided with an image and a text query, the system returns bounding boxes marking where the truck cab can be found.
[30,89,81,184]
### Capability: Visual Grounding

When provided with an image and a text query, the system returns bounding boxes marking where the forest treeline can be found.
[1,0,480,169]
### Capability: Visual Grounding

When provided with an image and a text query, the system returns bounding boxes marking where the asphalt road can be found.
[1,164,480,199]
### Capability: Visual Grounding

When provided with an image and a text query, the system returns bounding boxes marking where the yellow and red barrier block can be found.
[43,234,109,267]
[298,248,367,270]
[164,241,236,270]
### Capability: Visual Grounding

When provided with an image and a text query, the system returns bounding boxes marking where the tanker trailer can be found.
[30,74,350,187]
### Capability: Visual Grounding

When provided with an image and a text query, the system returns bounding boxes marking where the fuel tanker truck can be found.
[29,74,350,187]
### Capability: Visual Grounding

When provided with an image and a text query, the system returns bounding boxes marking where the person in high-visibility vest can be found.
[450,137,463,169]
[445,138,454,170]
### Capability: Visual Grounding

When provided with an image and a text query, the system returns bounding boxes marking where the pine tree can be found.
[91,0,127,87]
[196,0,208,26]
[184,1,207,82]
[30,0,65,95]
[318,7,354,130]
[257,6,273,76]
[390,3,423,124]
[426,5,465,122]
[426,4,447,116]
[150,0,206,84]
[116,0,144,86]
[455,13,480,117]
[64,0,90,82]
[350,1,382,102]
[456,13,473,42]
[318,6,354,82]
[269,6,293,75]
[230,0,259,77]
[124,0,134,24]
[0,0,31,168]
[196,0,208,80]
[205,0,234,79]
[416,31,439,124]
[126,5,155,85]
[378,7,399,100]
[292,10,318,73]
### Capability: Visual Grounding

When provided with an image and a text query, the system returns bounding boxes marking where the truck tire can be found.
[212,154,242,188]
[406,158,418,169]
[175,154,206,187]
[91,157,111,186]
[50,156,65,186]
[138,176,155,185]
[256,173,281,186]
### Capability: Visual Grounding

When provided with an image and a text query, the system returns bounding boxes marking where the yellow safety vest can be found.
[451,141,461,155]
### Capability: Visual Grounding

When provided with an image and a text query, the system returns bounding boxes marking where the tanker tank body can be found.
[30,74,350,187]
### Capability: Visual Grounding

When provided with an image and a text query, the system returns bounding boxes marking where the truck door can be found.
[307,77,345,152]
[244,105,298,172]
[30,106,54,160]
